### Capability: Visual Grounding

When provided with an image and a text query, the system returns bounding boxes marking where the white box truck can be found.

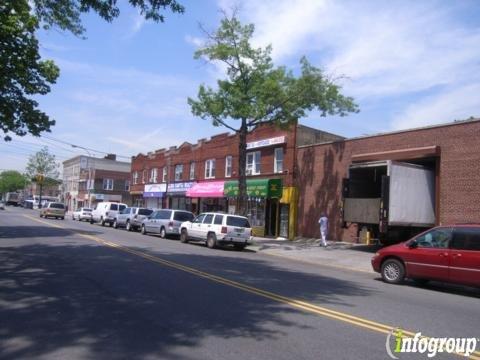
[343,160,435,244]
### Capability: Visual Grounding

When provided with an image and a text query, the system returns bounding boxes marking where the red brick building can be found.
[130,123,342,239]
[296,119,480,243]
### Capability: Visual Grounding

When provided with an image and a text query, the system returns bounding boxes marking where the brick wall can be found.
[130,123,298,189]
[296,120,480,241]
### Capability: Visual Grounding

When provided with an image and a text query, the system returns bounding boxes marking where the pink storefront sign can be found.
[186,181,225,198]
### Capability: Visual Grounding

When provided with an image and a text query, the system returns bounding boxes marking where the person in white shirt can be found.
[318,213,328,247]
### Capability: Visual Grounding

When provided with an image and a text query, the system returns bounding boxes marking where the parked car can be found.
[90,202,127,226]
[141,209,194,238]
[113,207,153,231]
[179,212,252,250]
[39,202,66,219]
[372,225,480,287]
[72,207,93,221]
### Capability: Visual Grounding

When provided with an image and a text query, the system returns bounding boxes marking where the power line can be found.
[41,135,131,159]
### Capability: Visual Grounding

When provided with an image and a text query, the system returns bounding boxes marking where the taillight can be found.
[221,226,227,234]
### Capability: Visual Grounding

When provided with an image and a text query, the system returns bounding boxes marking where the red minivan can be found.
[371,225,480,287]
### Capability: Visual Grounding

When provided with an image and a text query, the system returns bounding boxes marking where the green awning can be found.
[224,178,283,198]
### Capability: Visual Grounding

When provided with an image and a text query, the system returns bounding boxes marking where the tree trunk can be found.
[237,119,248,216]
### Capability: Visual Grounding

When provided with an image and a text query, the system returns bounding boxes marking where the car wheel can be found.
[90,218,94,224]
[126,221,132,232]
[234,244,246,251]
[61,217,65,220]
[206,233,217,249]
[180,229,189,243]
[100,217,105,226]
[72,215,75,220]
[160,227,166,239]
[381,258,405,284]
[39,213,43,218]
[141,224,147,235]
[113,219,118,229]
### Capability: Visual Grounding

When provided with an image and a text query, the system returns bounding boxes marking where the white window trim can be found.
[103,178,114,191]
[162,167,167,183]
[150,168,158,183]
[175,164,183,181]
[133,171,138,185]
[205,159,216,179]
[225,155,232,177]
[246,151,261,175]
[274,147,284,174]
[189,162,195,180]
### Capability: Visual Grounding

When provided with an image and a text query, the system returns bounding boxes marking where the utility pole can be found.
[36,173,44,208]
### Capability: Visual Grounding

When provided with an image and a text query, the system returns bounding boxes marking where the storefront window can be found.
[200,198,227,213]
[246,197,266,227]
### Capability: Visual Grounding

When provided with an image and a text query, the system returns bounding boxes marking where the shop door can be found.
[265,199,278,237]
[279,204,289,238]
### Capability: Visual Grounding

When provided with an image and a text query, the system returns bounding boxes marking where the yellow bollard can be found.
[366,231,371,246]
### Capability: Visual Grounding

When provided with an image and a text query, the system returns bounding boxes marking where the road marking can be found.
[23,215,480,360]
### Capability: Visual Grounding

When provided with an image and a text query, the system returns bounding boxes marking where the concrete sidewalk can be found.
[247,237,381,273]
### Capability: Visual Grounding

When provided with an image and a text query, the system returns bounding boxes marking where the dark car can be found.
[372,225,480,287]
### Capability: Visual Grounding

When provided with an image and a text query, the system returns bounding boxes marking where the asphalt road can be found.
[0,206,478,360]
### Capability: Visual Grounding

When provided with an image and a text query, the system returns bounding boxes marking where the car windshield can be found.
[138,209,153,216]
[119,205,126,211]
[110,204,118,211]
[173,211,194,222]
[50,203,65,209]
[83,208,92,212]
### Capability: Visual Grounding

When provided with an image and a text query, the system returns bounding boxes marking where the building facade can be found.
[296,119,480,243]
[130,123,343,239]
[63,154,131,211]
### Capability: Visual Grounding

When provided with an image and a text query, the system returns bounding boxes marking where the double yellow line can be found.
[23,215,480,359]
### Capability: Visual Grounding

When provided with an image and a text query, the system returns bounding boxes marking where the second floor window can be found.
[190,162,195,180]
[150,168,158,183]
[274,147,284,173]
[162,167,167,182]
[205,159,216,179]
[225,155,232,177]
[125,180,130,191]
[133,171,139,185]
[142,170,147,184]
[175,164,183,181]
[103,178,114,191]
[246,151,261,175]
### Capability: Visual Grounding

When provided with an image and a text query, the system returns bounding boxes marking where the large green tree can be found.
[0,170,29,194]
[1,0,184,141]
[25,146,60,181]
[188,14,358,216]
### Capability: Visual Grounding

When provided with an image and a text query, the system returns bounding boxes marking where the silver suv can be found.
[141,209,194,238]
[113,207,153,231]
[180,212,252,250]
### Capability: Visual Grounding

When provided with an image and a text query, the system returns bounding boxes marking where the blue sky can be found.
[2,0,480,172]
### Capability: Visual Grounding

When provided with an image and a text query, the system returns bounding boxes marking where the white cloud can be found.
[214,0,480,131]
[391,84,480,130]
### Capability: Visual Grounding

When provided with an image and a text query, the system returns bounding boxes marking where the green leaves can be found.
[188,14,359,133]
[0,1,60,141]
[1,0,184,141]
[25,147,60,180]
[0,171,29,193]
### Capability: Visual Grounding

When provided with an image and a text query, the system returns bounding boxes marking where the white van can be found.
[91,202,127,226]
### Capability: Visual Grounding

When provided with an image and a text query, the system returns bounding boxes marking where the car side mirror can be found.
[408,241,418,249]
